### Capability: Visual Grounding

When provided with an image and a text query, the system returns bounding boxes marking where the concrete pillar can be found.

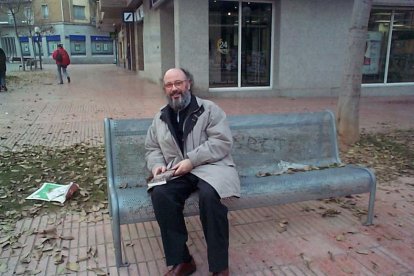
[174,0,209,96]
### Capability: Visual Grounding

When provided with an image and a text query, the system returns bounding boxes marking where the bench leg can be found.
[112,216,129,267]
[363,170,377,226]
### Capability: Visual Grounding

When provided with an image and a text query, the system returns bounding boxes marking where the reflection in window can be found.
[389,10,414,83]
[241,2,271,87]
[91,36,114,55]
[209,1,272,88]
[363,9,414,84]
[69,36,86,55]
[209,1,239,87]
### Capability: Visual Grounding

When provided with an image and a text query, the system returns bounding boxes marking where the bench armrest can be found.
[104,118,120,217]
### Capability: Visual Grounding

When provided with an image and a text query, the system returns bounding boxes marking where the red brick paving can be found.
[0,64,413,275]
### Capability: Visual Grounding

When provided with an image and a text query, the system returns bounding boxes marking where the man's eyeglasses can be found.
[164,80,187,90]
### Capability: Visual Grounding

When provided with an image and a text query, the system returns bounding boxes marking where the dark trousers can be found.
[150,173,229,272]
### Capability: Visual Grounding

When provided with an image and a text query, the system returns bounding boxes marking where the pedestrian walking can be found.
[52,44,71,84]
[0,48,7,92]
[145,68,239,276]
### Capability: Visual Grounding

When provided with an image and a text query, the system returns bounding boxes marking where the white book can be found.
[147,170,175,190]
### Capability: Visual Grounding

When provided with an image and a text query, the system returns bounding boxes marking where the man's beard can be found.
[167,90,191,111]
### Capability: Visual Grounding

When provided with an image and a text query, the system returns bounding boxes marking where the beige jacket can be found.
[145,96,240,198]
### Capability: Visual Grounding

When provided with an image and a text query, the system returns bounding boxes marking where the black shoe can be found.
[58,82,63,85]
[67,77,71,83]
[3,86,6,91]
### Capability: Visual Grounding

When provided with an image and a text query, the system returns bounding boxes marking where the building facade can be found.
[97,0,414,97]
[0,0,114,64]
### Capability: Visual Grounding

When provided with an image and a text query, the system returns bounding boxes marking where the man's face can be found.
[163,69,191,111]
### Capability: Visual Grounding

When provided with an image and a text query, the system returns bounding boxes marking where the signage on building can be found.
[363,31,382,75]
[135,5,144,22]
[216,38,229,54]
[46,35,61,41]
[91,36,112,42]
[19,36,29,42]
[69,35,86,41]
[123,11,134,23]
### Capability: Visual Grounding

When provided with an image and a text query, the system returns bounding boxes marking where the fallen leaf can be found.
[87,267,108,275]
[66,262,80,272]
[336,234,345,241]
[0,262,7,272]
[356,249,370,255]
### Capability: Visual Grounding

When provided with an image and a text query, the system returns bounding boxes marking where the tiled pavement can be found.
[0,64,414,275]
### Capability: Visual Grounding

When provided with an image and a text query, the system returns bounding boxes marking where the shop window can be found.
[46,35,61,55]
[69,35,86,55]
[363,9,414,84]
[91,36,114,55]
[388,10,414,83]
[209,1,272,88]
[209,1,239,87]
[19,37,31,56]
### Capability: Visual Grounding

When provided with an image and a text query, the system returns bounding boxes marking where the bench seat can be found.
[114,165,375,224]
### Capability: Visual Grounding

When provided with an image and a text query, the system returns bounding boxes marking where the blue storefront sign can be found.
[69,35,86,41]
[46,35,61,41]
[91,36,112,42]
[19,36,29,42]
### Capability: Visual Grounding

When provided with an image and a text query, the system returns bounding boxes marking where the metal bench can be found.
[104,110,376,267]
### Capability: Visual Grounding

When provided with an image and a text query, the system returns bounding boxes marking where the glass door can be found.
[241,2,272,87]
[209,1,239,87]
[209,1,272,89]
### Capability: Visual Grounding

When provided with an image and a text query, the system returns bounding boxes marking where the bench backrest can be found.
[104,110,340,189]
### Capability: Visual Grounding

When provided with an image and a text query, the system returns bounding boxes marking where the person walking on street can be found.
[145,68,240,276]
[0,48,7,92]
[52,44,71,84]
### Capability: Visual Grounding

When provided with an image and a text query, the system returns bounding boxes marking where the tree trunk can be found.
[336,0,372,149]
[11,9,26,71]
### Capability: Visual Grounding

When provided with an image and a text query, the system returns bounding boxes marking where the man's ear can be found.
[187,80,192,90]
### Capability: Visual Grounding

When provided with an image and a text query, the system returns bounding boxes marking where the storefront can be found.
[363,8,414,84]
[123,0,414,97]
[209,1,272,89]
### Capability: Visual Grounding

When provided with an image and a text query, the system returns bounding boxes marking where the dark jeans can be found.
[150,173,229,272]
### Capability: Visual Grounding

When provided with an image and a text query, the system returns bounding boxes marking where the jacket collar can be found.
[160,94,205,150]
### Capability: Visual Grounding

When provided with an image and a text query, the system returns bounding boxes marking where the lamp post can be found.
[34,27,43,70]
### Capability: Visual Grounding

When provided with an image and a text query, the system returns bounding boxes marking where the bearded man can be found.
[145,68,240,276]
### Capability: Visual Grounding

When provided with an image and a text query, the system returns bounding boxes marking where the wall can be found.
[278,0,352,97]
[160,3,175,75]
[140,1,163,81]
[32,0,63,24]
[174,0,209,95]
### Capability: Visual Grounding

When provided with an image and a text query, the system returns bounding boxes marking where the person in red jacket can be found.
[52,44,71,84]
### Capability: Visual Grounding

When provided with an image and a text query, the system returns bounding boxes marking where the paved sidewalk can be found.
[0,64,414,275]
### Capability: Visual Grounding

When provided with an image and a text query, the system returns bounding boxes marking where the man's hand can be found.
[172,159,193,176]
[152,166,166,177]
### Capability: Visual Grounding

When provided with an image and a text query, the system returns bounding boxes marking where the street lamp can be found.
[34,26,43,70]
